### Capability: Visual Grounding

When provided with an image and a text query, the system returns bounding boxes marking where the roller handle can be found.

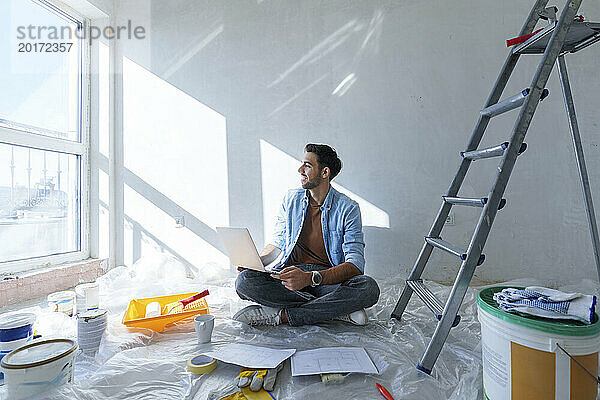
[179,290,210,307]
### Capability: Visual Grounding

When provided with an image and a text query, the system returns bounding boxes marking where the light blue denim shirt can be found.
[271,187,366,273]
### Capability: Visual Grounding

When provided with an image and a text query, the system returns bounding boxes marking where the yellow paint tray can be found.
[122,292,210,332]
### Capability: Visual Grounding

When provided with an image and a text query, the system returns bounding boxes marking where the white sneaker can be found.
[233,305,282,326]
[335,309,368,326]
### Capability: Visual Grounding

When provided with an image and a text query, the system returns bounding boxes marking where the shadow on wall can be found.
[99,198,198,277]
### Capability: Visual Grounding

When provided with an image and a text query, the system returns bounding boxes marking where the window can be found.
[0,0,89,271]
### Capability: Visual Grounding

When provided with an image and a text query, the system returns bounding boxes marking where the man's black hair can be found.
[304,143,342,180]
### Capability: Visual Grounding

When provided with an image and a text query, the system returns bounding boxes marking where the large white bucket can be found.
[0,312,36,380]
[478,286,600,400]
[0,338,77,400]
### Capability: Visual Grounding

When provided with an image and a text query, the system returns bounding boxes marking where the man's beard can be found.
[301,175,322,189]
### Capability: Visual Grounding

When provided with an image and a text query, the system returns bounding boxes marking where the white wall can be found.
[110,0,600,284]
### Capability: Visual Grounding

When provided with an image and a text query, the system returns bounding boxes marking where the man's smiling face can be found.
[298,152,324,190]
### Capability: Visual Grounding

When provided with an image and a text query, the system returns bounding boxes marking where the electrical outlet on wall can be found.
[174,216,185,228]
[445,212,455,226]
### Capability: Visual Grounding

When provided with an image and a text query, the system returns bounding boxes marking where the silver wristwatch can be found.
[311,271,323,287]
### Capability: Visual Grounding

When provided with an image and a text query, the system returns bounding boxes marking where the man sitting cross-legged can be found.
[234,143,380,327]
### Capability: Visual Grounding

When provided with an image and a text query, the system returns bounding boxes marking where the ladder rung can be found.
[460,141,527,161]
[443,196,507,210]
[406,279,461,327]
[480,88,549,118]
[425,237,485,266]
[425,237,466,259]
[443,196,485,207]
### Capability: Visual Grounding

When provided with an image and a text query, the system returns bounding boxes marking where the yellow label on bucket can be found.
[570,353,598,399]
[511,342,555,399]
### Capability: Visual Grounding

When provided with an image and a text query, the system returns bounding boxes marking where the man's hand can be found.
[271,266,311,291]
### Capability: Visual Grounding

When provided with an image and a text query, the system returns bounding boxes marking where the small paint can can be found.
[47,291,76,317]
[76,282,100,312]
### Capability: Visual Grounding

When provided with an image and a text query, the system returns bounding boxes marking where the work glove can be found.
[234,363,283,391]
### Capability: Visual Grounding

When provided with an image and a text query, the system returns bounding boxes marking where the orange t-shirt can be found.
[285,196,332,268]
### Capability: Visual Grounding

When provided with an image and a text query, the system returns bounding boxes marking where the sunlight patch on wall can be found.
[332,73,356,97]
[330,183,390,228]
[99,41,110,157]
[260,140,298,243]
[99,170,110,260]
[122,57,228,231]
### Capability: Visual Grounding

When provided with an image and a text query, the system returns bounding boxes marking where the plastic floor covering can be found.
[1,256,598,400]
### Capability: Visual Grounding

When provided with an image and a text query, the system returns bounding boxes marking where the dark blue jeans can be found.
[235,265,380,326]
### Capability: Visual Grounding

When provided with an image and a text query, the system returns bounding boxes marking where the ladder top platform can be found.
[519,22,600,54]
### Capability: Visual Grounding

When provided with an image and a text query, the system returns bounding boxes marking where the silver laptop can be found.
[216,227,283,274]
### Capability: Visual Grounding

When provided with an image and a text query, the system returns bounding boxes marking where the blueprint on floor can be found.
[291,346,378,376]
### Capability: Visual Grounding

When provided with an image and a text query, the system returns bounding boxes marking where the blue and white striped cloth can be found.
[493,286,596,324]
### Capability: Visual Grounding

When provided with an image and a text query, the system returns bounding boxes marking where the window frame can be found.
[0,0,91,275]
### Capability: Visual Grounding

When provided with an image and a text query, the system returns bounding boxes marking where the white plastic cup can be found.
[76,282,100,311]
[194,315,215,344]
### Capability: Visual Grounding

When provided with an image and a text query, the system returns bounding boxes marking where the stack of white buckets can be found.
[77,309,107,356]
[74,282,107,356]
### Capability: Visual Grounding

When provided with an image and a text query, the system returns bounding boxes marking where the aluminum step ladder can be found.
[391,0,600,375]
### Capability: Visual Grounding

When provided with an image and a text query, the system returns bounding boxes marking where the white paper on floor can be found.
[204,344,295,369]
[1,255,598,400]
